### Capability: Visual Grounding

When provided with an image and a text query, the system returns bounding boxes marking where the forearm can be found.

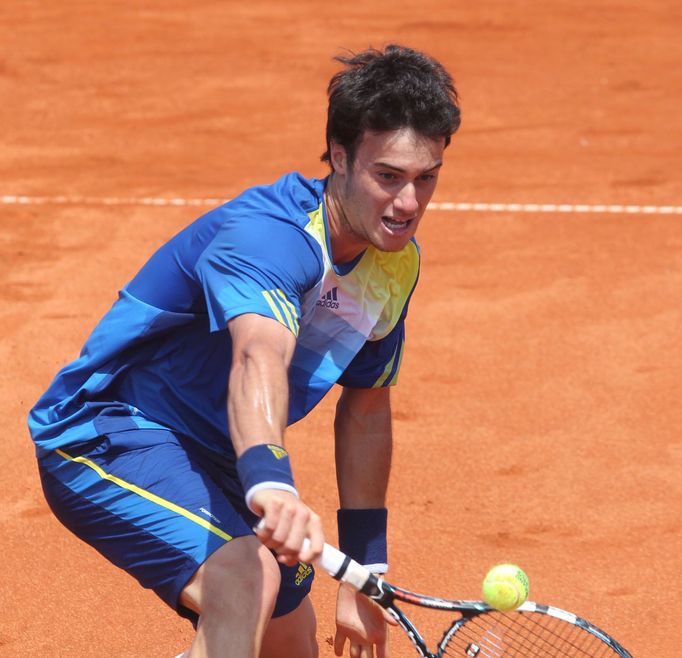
[334,386,392,508]
[226,314,323,561]
[227,314,294,457]
[333,387,394,654]
[228,343,290,456]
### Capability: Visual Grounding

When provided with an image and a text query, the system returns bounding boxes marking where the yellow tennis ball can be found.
[482,564,529,611]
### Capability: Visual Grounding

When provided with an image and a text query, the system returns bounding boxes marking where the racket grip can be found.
[305,539,373,592]
[254,521,373,591]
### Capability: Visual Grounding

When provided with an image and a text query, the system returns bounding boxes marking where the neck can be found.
[325,174,368,265]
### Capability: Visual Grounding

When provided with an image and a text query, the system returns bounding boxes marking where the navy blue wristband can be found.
[337,507,388,573]
[237,444,298,513]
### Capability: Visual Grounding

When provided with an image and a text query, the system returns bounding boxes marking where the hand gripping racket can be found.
[311,541,633,658]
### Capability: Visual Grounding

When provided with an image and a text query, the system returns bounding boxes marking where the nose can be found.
[394,183,419,216]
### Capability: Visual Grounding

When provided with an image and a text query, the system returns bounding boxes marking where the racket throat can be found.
[363,575,405,610]
[361,578,392,605]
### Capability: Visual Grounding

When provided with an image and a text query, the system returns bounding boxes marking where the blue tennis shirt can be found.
[28,173,420,458]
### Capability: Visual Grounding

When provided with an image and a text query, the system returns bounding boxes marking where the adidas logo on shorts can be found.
[295,562,313,586]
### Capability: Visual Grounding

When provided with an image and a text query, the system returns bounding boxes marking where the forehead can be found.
[353,127,445,171]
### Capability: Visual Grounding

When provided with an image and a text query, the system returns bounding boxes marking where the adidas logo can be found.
[267,444,288,460]
[295,562,313,586]
[316,286,340,309]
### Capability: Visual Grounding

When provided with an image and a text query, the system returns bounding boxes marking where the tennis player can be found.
[28,44,461,658]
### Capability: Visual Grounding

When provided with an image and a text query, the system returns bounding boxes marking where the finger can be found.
[360,643,374,658]
[333,630,346,657]
[276,554,297,566]
[358,643,375,658]
[377,631,391,658]
[254,500,284,543]
[273,505,312,566]
[272,504,296,553]
[282,505,309,553]
[257,502,300,565]
[299,512,323,563]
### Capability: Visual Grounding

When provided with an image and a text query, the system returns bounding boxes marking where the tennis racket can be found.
[313,541,633,657]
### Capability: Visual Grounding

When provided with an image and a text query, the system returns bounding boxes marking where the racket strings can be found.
[441,611,619,657]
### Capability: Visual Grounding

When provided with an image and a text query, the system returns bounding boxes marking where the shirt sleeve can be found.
[337,313,407,388]
[195,212,322,336]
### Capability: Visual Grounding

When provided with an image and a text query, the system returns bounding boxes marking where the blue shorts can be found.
[37,428,314,623]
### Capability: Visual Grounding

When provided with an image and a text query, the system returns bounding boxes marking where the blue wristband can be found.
[236,444,298,513]
[337,507,388,573]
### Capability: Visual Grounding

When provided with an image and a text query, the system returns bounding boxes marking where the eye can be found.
[378,172,398,181]
[418,173,437,182]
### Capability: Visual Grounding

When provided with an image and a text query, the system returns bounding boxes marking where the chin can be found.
[373,236,413,253]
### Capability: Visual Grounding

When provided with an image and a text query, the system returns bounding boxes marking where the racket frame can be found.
[317,541,633,658]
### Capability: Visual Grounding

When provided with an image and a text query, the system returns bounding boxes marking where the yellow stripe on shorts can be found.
[373,337,403,387]
[55,448,233,541]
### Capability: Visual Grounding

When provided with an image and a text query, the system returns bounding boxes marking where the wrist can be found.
[237,443,299,513]
[337,507,388,573]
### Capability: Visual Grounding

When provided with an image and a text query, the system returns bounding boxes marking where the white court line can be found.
[429,202,682,214]
[0,195,226,207]
[1,194,681,214]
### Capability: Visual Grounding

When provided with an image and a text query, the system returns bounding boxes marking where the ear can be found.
[329,141,348,175]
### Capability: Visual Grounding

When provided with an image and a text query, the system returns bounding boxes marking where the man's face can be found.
[329,127,445,258]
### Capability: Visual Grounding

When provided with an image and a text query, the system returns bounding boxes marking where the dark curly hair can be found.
[321,44,461,167]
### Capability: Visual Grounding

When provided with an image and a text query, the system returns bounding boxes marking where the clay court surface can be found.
[1,1,680,656]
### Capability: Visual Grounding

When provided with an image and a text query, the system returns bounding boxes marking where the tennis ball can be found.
[482,564,529,611]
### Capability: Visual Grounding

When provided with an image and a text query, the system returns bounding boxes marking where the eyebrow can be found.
[373,161,443,174]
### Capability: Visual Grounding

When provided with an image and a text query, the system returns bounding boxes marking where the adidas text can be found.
[316,286,340,309]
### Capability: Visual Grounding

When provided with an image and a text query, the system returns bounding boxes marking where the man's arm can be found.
[333,385,396,658]
[334,386,392,508]
[227,312,323,564]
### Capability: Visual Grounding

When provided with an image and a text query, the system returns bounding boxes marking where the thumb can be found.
[382,607,399,627]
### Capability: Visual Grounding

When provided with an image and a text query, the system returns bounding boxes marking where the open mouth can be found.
[381,216,413,233]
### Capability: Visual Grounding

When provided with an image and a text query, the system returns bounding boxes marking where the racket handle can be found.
[254,521,373,591]
[306,539,374,592]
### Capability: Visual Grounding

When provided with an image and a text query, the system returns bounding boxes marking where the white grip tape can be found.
[255,520,372,592]
[307,540,372,591]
